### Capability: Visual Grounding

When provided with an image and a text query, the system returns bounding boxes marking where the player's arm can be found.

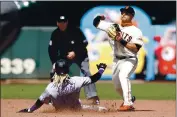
[18,99,43,113]
[77,63,107,87]
[18,90,51,113]
[115,32,143,53]
[48,31,58,64]
[93,15,113,32]
[121,41,142,53]
[89,63,107,83]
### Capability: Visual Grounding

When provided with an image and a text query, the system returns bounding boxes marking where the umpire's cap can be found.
[120,6,135,16]
[55,59,69,75]
[57,15,68,22]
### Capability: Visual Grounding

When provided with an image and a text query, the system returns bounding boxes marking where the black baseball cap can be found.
[57,15,68,22]
[120,6,135,16]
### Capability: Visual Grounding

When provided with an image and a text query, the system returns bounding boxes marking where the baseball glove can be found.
[107,24,121,40]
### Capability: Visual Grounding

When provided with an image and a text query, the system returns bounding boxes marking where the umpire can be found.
[48,15,100,105]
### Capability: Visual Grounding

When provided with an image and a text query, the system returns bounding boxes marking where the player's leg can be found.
[112,59,123,97]
[118,58,137,107]
[76,57,99,105]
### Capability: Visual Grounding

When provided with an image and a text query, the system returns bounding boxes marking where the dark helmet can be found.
[55,59,69,75]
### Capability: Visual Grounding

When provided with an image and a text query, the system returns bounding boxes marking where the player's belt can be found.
[116,56,136,60]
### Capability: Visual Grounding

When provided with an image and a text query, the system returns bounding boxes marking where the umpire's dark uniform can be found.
[48,15,99,104]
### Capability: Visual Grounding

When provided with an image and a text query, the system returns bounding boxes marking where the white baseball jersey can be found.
[39,76,92,109]
[114,25,143,57]
[97,20,143,57]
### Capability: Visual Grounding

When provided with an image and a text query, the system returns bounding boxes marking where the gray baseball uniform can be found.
[18,62,108,113]
[39,76,94,110]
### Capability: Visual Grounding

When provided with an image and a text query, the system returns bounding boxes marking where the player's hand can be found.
[96,63,107,70]
[67,51,75,60]
[18,108,32,113]
[99,15,106,20]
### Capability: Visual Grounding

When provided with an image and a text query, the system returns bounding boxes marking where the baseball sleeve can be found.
[71,76,92,88]
[132,31,144,46]
[96,20,114,32]
[39,89,51,104]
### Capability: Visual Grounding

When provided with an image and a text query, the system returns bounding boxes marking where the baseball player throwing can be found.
[18,59,107,113]
[93,6,144,111]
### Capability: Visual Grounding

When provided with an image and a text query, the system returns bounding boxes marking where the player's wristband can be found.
[98,68,105,74]
[120,39,128,46]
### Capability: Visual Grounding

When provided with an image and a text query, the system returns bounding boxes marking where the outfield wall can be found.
[1,6,176,81]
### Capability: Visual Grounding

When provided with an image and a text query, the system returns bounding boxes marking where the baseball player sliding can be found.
[18,59,107,113]
[93,6,144,111]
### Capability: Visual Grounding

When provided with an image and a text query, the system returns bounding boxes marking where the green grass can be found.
[1,83,176,100]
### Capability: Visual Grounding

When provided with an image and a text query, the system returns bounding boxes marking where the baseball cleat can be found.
[18,108,32,113]
[119,96,136,111]
[120,96,136,107]
[132,96,136,103]
[92,96,100,105]
[118,105,135,111]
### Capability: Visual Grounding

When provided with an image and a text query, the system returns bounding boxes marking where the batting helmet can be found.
[55,59,69,75]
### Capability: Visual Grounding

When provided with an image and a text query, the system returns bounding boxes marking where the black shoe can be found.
[131,96,136,103]
[18,108,32,113]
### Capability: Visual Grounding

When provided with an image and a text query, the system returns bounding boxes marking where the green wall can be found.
[1,27,80,79]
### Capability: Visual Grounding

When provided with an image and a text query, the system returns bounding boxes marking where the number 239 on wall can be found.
[1,58,36,74]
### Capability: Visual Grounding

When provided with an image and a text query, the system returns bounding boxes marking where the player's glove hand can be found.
[96,63,107,71]
[107,24,121,39]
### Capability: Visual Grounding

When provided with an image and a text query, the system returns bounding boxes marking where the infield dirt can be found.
[1,99,175,117]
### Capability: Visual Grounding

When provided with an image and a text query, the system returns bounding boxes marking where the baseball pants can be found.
[39,89,106,111]
[112,57,138,106]
[75,57,98,99]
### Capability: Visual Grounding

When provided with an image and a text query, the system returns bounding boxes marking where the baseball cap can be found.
[57,15,68,22]
[120,6,135,16]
